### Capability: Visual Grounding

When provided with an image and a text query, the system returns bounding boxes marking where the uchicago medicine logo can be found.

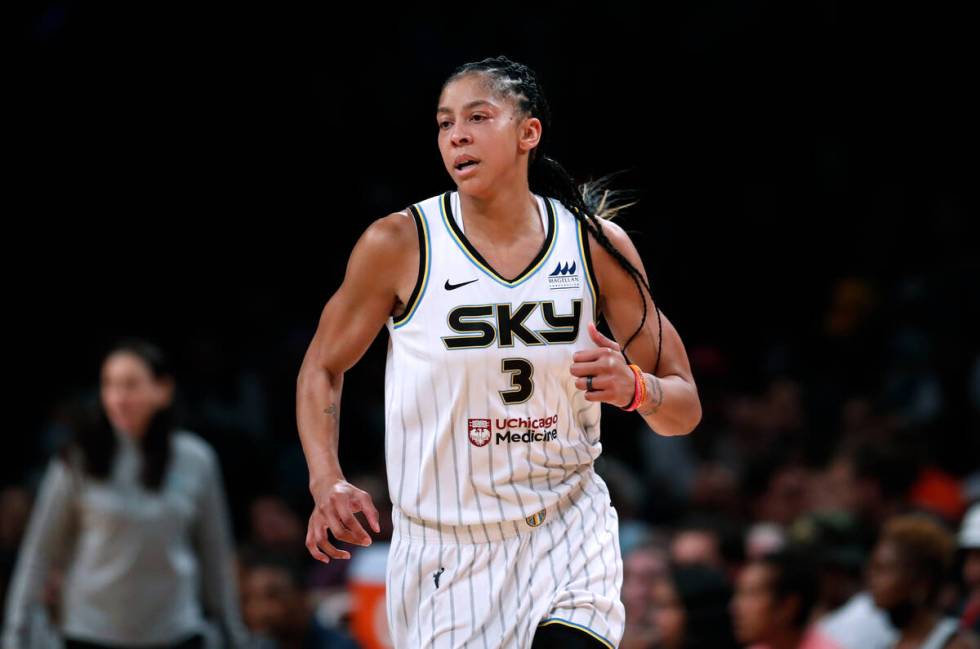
[466,414,559,447]
[467,418,492,447]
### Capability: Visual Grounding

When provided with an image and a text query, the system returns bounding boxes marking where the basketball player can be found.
[296,56,702,649]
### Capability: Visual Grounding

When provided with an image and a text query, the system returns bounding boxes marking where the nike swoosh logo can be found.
[444,278,478,291]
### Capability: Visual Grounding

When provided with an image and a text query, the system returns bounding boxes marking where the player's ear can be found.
[518,116,542,154]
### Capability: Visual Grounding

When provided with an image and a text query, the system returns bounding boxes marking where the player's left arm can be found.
[571,217,702,436]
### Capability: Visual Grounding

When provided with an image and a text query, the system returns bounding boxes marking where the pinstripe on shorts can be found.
[385,470,625,649]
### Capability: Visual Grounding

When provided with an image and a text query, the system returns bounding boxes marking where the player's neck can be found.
[458,181,540,245]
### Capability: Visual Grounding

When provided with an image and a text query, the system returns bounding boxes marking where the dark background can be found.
[8,3,978,520]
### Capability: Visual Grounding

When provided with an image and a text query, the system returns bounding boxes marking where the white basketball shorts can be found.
[385,469,625,649]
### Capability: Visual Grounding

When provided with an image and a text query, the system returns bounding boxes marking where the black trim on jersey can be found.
[392,204,427,326]
[442,191,556,285]
[578,217,602,318]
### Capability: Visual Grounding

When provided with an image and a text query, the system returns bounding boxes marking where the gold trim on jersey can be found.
[538,618,614,649]
[392,203,430,328]
[440,191,557,288]
[575,211,601,322]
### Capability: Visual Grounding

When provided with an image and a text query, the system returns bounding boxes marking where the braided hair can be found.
[443,56,663,374]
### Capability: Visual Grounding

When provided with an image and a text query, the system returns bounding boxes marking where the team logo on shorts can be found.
[526,509,547,527]
[467,418,492,447]
[547,260,580,290]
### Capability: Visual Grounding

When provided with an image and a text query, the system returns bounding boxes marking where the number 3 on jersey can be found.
[499,358,534,405]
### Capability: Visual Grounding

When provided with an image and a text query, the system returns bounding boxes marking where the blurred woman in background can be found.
[1,338,251,649]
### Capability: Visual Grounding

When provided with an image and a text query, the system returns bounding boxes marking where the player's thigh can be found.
[542,477,625,648]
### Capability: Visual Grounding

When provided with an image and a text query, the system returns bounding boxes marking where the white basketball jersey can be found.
[383,190,603,527]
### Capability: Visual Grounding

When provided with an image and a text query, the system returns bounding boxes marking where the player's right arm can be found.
[296,210,417,563]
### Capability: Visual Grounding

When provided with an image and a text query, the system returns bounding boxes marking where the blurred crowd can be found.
[2,273,978,649]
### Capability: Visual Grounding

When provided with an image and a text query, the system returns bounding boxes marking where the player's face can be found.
[436,74,537,197]
[100,351,173,439]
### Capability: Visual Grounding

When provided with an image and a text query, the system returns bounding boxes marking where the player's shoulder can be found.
[350,209,420,270]
[561,199,630,247]
[357,191,445,257]
[584,214,629,248]
[581,214,641,274]
[365,209,417,244]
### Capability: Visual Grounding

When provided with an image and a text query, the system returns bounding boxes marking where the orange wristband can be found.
[621,364,645,411]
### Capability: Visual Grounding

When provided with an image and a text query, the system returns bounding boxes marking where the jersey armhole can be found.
[392,204,430,328]
[576,216,601,321]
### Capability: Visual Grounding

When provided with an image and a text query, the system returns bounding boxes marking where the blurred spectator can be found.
[908,467,967,524]
[240,554,358,649]
[649,563,738,649]
[621,540,670,649]
[671,528,723,572]
[670,514,743,579]
[730,549,820,649]
[812,591,896,649]
[245,495,307,560]
[595,456,655,557]
[959,504,980,632]
[880,327,944,427]
[787,512,869,618]
[819,441,920,531]
[868,514,979,648]
[752,461,814,527]
[745,522,787,561]
[1,339,250,649]
[964,475,980,509]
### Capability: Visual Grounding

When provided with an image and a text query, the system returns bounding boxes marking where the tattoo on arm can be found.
[637,375,664,416]
[324,403,338,422]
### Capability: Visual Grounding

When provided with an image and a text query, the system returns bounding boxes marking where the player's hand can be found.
[306,477,381,563]
[569,321,634,408]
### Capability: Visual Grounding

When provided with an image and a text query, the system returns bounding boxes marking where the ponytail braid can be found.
[530,155,663,375]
